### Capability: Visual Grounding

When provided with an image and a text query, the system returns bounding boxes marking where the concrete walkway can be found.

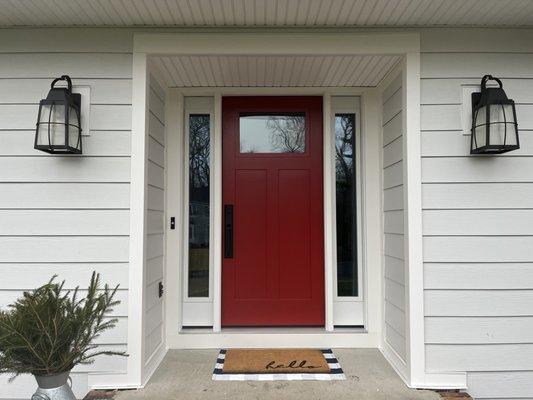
[116,349,440,400]
[117,349,440,400]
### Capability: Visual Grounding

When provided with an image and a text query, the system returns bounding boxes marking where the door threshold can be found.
[180,326,366,334]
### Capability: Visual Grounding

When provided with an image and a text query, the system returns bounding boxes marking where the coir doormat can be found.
[212,349,345,381]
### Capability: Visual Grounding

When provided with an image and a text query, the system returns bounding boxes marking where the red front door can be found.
[222,96,324,326]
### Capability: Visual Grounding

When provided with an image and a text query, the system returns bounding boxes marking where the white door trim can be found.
[173,87,376,335]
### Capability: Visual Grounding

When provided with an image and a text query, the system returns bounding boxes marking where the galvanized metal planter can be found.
[32,371,76,400]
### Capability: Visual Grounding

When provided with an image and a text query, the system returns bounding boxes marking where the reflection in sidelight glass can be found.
[239,113,305,153]
[188,114,210,297]
[335,113,358,297]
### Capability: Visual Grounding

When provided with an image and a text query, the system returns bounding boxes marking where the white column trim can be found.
[212,93,223,332]
[403,51,425,386]
[127,51,148,386]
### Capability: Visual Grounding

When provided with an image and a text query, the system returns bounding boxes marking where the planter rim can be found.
[34,370,71,389]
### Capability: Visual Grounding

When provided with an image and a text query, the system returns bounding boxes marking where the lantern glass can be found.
[68,105,81,150]
[473,105,487,149]
[489,104,518,146]
[36,103,67,148]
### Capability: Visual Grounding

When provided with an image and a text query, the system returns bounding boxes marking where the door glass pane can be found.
[239,113,305,153]
[188,114,210,297]
[335,113,358,297]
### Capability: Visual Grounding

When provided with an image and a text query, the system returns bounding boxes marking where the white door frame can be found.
[129,30,440,388]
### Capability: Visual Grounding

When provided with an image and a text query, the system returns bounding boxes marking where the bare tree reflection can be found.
[335,114,357,297]
[267,115,305,153]
[335,115,354,182]
[189,115,210,188]
[188,114,210,298]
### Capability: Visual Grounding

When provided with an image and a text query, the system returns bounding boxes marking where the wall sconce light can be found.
[35,75,82,154]
[471,75,519,154]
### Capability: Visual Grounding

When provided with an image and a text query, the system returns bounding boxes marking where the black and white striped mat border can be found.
[212,349,346,381]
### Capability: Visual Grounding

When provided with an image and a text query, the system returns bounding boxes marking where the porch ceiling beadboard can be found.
[151,55,401,87]
[1,0,533,27]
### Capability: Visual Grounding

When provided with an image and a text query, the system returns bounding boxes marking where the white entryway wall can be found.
[380,68,408,371]
[420,28,533,399]
[0,28,133,398]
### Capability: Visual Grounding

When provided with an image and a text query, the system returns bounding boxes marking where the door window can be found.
[239,113,306,153]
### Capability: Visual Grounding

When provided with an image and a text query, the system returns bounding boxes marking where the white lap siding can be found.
[381,71,408,368]
[0,29,132,399]
[421,28,533,400]
[144,73,166,375]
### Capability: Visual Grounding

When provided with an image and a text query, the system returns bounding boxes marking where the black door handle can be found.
[224,205,233,258]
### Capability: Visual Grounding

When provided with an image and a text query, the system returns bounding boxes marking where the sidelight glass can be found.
[188,114,210,297]
[239,113,306,153]
[335,113,358,297]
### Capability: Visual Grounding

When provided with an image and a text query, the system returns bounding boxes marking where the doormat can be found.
[212,349,345,381]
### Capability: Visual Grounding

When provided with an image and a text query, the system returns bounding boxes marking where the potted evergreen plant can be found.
[0,272,126,400]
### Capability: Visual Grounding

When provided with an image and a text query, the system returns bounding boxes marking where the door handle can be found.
[224,205,234,258]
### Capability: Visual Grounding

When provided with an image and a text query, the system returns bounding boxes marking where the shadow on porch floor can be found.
[115,349,441,400]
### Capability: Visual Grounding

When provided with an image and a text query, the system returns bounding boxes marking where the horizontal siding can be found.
[422,183,533,209]
[0,157,130,182]
[426,344,533,372]
[0,131,131,156]
[383,161,403,189]
[426,317,533,344]
[384,233,404,260]
[421,78,533,105]
[0,210,129,235]
[425,290,533,317]
[422,157,533,183]
[422,131,533,158]
[0,78,131,104]
[425,263,533,289]
[0,183,130,209]
[0,263,128,289]
[421,53,533,79]
[146,256,164,286]
[384,256,405,285]
[0,53,131,78]
[423,209,533,236]
[467,371,533,399]
[424,236,533,263]
[0,104,131,131]
[383,186,403,211]
[147,185,165,211]
[421,104,533,131]
[0,236,129,262]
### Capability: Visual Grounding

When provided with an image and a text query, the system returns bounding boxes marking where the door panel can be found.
[222,96,324,326]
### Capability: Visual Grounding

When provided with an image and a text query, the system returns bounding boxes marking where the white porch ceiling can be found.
[1,0,533,27]
[150,55,401,87]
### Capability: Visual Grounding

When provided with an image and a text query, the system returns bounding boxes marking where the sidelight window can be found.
[335,113,358,297]
[187,113,211,298]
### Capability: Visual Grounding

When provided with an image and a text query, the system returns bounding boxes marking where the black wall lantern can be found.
[35,75,82,154]
[471,75,519,154]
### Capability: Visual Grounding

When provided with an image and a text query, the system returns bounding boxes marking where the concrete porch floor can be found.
[116,349,441,400]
